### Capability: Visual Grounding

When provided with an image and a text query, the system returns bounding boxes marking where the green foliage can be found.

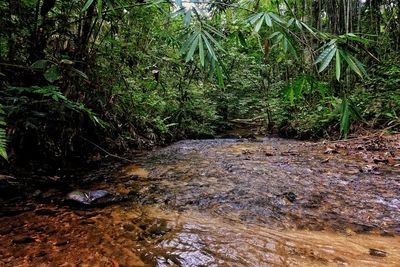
[180,24,225,67]
[0,0,399,167]
[315,34,368,80]
[0,104,7,160]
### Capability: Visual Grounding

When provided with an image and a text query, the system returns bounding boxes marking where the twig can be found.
[81,137,134,163]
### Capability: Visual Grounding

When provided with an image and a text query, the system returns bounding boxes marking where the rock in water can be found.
[369,248,387,257]
[88,190,109,200]
[12,236,35,244]
[67,190,108,205]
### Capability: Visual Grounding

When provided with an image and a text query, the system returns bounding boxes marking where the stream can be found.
[1,137,399,266]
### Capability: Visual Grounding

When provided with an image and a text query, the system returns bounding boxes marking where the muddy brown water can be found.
[1,138,400,266]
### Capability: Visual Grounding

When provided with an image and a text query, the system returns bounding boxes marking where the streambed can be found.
[1,137,399,266]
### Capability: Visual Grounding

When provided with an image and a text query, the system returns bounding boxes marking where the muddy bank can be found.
[1,136,399,266]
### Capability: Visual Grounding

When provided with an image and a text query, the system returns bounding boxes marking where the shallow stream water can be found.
[1,137,399,266]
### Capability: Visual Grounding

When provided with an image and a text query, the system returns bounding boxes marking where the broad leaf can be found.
[31,60,48,70]
[44,65,61,83]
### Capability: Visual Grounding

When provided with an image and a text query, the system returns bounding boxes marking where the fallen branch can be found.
[81,137,134,163]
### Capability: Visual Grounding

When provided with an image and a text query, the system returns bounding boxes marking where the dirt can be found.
[0,135,399,266]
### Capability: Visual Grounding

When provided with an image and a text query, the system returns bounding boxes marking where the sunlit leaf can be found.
[254,16,264,33]
[247,12,264,25]
[183,9,192,26]
[82,0,95,11]
[318,46,336,72]
[335,49,341,81]
[287,18,294,27]
[269,12,284,24]
[301,22,315,34]
[97,0,103,18]
[315,43,335,64]
[264,13,272,27]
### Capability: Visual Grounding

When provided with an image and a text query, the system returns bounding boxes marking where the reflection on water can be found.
[1,137,399,266]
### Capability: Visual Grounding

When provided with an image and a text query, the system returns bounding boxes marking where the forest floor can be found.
[0,133,400,266]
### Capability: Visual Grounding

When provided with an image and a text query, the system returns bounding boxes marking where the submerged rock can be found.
[12,236,35,244]
[67,190,109,205]
[369,248,387,257]
[66,190,128,207]
[282,192,297,203]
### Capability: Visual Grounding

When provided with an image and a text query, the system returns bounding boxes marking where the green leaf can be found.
[284,37,298,58]
[0,147,7,160]
[335,49,341,81]
[340,97,350,139]
[283,37,288,52]
[0,123,7,160]
[97,0,103,18]
[106,0,115,13]
[180,31,199,54]
[254,16,264,33]
[295,20,302,30]
[82,0,95,11]
[343,33,369,43]
[287,18,294,27]
[202,35,217,60]
[301,22,315,34]
[202,30,225,52]
[247,12,264,25]
[315,43,335,64]
[340,50,363,78]
[44,65,61,83]
[269,31,281,39]
[203,24,225,38]
[215,63,224,88]
[198,36,205,66]
[269,12,284,24]
[31,59,48,70]
[185,34,199,62]
[348,99,362,120]
[183,9,192,26]
[264,13,272,27]
[351,55,367,77]
[237,31,246,46]
[317,39,337,53]
[318,46,336,72]
[60,59,74,65]
[288,87,295,105]
[72,68,89,80]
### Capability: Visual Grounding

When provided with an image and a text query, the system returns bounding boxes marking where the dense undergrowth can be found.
[0,0,399,172]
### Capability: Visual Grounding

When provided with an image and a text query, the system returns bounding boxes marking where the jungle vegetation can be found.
[0,0,399,171]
